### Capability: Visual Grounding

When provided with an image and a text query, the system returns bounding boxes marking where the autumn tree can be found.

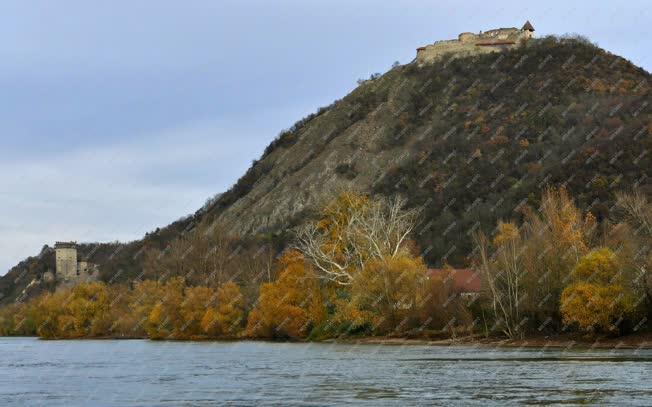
[181,285,217,337]
[9,302,40,336]
[146,277,185,339]
[246,251,324,339]
[106,284,143,338]
[293,192,428,336]
[294,192,368,285]
[349,255,426,334]
[474,188,598,337]
[201,282,245,337]
[295,192,420,285]
[39,282,111,338]
[129,279,164,337]
[0,305,16,335]
[560,248,636,333]
[0,303,39,336]
[71,283,112,337]
[33,291,69,338]
[2,277,248,340]
[519,188,597,328]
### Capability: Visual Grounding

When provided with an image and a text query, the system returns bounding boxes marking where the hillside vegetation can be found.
[0,35,650,306]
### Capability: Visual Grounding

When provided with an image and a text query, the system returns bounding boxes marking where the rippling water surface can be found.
[1,337,651,406]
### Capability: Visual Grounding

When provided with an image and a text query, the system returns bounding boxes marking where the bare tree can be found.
[294,195,420,285]
[353,196,421,260]
[474,229,524,339]
[616,191,652,236]
[616,191,652,304]
[294,221,357,285]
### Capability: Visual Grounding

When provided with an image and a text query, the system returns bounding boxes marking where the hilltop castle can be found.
[54,242,97,282]
[416,21,535,65]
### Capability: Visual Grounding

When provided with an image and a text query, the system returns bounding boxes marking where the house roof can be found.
[427,268,481,292]
[522,20,535,31]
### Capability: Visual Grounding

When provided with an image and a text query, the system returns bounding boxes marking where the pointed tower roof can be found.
[522,20,535,31]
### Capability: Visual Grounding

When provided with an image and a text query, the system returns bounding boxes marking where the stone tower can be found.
[55,241,78,280]
[521,20,535,40]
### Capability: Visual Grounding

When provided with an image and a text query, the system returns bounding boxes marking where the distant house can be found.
[426,268,481,297]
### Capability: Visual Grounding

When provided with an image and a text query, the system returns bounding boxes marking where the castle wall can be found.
[416,27,530,65]
[417,41,499,65]
[76,261,98,281]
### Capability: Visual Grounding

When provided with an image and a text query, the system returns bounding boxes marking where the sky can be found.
[1,0,650,275]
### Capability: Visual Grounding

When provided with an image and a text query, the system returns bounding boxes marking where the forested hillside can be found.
[1,35,649,305]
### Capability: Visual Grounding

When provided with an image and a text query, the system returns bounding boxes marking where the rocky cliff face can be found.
[211,69,411,235]
[2,35,650,304]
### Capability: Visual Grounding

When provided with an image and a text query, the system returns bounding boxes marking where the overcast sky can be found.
[1,1,649,275]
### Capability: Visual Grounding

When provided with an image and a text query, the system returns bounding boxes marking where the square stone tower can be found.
[55,241,78,281]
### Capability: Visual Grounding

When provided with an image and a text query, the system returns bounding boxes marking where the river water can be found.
[1,337,651,406]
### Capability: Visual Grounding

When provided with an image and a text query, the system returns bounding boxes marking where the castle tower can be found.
[55,242,78,280]
[521,20,535,39]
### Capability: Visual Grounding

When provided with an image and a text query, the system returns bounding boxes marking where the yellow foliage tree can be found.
[561,248,635,333]
[349,255,426,334]
[216,282,245,335]
[181,286,216,337]
[29,283,111,339]
[246,251,324,339]
[9,302,40,336]
[145,277,184,339]
[318,192,369,243]
[0,304,17,336]
[103,284,142,338]
[34,291,69,339]
[201,281,244,337]
[65,282,110,337]
[130,280,163,333]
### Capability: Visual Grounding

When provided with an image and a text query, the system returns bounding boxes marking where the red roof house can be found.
[426,268,481,293]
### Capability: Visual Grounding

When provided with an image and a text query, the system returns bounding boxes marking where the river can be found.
[1,337,651,406]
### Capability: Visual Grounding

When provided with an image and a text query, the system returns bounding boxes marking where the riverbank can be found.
[6,331,652,349]
[329,332,652,349]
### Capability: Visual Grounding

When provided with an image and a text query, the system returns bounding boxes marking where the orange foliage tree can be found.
[201,282,245,337]
[181,286,217,337]
[246,251,324,339]
[145,277,185,339]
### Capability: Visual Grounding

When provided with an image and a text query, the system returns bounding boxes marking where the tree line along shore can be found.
[1,188,651,344]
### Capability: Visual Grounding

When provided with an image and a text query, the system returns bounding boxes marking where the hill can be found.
[1,35,650,305]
